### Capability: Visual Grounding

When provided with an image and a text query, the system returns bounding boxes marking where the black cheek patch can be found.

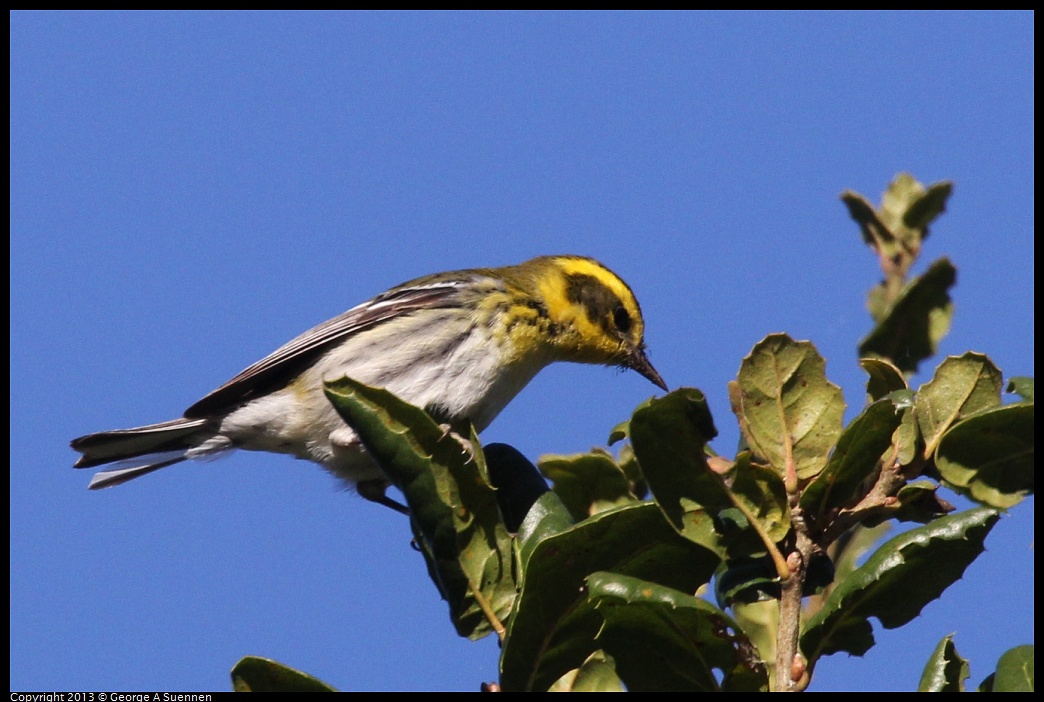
[565,274,628,338]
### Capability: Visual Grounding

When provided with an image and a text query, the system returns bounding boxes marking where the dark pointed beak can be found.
[628,347,668,392]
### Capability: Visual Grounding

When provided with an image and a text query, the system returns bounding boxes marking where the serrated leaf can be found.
[539,449,637,520]
[801,398,906,519]
[918,634,969,692]
[858,258,957,374]
[729,334,844,482]
[231,656,337,692]
[935,402,1034,508]
[860,358,908,401]
[992,644,1034,692]
[499,502,719,692]
[324,377,515,640]
[800,508,999,665]
[1006,376,1034,402]
[547,650,625,692]
[916,352,1003,458]
[588,572,767,692]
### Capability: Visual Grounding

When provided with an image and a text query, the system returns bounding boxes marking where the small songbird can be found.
[71,255,666,509]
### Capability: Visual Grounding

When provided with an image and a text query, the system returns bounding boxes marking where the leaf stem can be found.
[468,577,507,642]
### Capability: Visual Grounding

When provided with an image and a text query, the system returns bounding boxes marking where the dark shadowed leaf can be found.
[902,179,953,237]
[879,481,955,525]
[801,397,906,519]
[499,502,719,692]
[800,508,999,665]
[858,258,956,374]
[484,443,550,534]
[324,377,515,640]
[539,449,637,521]
[588,572,767,692]
[629,388,734,551]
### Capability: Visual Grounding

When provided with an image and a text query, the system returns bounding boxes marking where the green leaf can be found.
[841,175,952,309]
[731,600,778,683]
[858,258,957,374]
[629,388,733,551]
[715,548,834,606]
[231,656,338,692]
[801,397,906,519]
[588,572,768,692]
[614,442,648,500]
[728,452,790,544]
[1006,376,1034,402]
[841,189,896,250]
[992,644,1034,692]
[499,502,720,692]
[539,449,637,521]
[714,555,782,605]
[887,481,955,524]
[935,402,1034,508]
[918,634,969,692]
[728,334,844,481]
[607,419,630,445]
[516,490,575,569]
[889,393,922,469]
[800,507,1000,665]
[902,179,953,238]
[547,650,626,692]
[324,377,516,640]
[860,357,908,402]
[916,352,1003,458]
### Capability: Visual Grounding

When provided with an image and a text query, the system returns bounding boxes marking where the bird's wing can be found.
[183,277,478,418]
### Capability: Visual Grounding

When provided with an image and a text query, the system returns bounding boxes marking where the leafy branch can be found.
[232,174,1033,692]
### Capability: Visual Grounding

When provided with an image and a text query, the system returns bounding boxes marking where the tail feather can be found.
[71,417,209,468]
[87,453,190,490]
[72,417,217,489]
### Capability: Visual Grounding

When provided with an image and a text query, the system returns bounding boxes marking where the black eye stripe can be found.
[565,274,633,337]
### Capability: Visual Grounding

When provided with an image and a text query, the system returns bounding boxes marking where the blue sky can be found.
[10,11,1033,692]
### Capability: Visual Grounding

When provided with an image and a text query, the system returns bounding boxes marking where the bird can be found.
[71,255,667,509]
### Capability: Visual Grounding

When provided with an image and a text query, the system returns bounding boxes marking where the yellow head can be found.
[501,255,667,390]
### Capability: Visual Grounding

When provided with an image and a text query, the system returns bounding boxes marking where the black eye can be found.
[613,306,632,334]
